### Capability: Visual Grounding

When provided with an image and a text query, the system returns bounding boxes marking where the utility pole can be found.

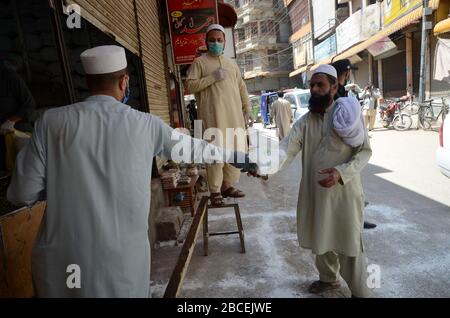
[306,0,314,88]
[419,0,433,102]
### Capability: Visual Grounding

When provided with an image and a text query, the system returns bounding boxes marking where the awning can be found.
[434,17,450,35]
[289,65,310,77]
[307,0,440,70]
[244,71,270,80]
[290,23,312,44]
[333,6,423,61]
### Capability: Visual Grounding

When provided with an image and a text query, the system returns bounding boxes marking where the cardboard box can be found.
[0,202,46,298]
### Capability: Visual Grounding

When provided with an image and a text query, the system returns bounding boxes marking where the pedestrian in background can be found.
[362,83,381,132]
[270,91,293,140]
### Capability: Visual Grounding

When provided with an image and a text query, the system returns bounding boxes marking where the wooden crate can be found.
[0,202,46,298]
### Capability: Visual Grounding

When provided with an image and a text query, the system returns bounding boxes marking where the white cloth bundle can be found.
[333,97,365,148]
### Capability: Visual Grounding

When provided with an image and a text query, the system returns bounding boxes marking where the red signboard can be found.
[166,0,218,65]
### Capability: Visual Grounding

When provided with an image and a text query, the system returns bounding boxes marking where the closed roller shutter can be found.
[67,0,139,54]
[65,0,170,123]
[136,0,170,123]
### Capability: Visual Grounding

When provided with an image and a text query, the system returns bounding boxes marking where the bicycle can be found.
[398,94,420,115]
[379,99,413,131]
[417,97,449,130]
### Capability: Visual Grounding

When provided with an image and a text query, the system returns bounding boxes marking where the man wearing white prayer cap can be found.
[275,63,373,297]
[7,45,258,297]
[186,24,253,206]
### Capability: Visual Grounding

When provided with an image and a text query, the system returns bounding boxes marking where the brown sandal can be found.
[210,193,225,206]
[308,280,341,294]
[221,187,245,198]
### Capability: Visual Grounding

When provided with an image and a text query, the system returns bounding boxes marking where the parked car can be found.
[437,114,450,178]
[284,89,311,122]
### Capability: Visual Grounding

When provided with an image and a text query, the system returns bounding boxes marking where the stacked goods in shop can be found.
[160,170,180,189]
[186,166,198,176]
[177,175,191,186]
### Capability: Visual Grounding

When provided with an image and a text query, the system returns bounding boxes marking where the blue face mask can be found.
[122,83,130,104]
[208,42,224,56]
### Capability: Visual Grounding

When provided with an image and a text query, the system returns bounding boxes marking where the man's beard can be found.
[309,91,333,114]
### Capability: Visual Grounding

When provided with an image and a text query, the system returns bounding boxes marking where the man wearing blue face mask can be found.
[186,24,253,206]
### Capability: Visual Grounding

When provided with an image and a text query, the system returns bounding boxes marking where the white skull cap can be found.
[313,64,338,79]
[206,24,225,34]
[81,45,127,75]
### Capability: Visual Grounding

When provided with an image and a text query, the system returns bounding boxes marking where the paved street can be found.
[151,122,450,298]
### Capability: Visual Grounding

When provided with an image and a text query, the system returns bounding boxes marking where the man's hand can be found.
[213,68,227,81]
[244,112,254,127]
[0,120,16,135]
[318,168,341,188]
[242,163,259,178]
[230,153,259,178]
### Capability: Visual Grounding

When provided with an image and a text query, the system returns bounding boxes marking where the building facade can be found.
[286,0,313,88]
[288,0,450,99]
[229,0,298,93]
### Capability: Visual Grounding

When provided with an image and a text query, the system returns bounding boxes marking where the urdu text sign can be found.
[166,0,218,65]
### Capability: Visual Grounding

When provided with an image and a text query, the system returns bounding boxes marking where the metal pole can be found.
[419,0,431,103]
[378,59,383,95]
[406,32,413,92]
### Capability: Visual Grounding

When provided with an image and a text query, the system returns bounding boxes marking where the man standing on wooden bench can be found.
[186,24,253,207]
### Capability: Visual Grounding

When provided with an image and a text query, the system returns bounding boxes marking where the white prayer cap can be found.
[81,45,127,75]
[312,64,337,79]
[206,24,225,34]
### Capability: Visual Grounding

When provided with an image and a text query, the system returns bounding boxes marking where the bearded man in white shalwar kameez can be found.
[278,65,373,298]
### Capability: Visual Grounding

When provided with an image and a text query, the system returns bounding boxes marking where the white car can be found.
[284,89,311,122]
[437,114,450,178]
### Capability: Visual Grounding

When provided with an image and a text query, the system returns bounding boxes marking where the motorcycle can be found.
[379,99,413,131]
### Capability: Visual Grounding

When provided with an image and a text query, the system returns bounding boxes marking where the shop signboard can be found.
[312,0,336,39]
[367,36,398,57]
[361,3,381,39]
[336,4,381,55]
[314,34,336,63]
[384,0,421,26]
[166,0,218,65]
[294,40,307,69]
[336,10,362,54]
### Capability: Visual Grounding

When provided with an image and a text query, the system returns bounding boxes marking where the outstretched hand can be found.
[230,153,260,178]
[244,112,254,127]
[242,164,259,178]
[318,168,341,188]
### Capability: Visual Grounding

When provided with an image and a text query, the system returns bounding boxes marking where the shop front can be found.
[0,0,173,297]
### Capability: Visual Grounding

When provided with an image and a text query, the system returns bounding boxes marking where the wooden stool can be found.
[203,200,246,256]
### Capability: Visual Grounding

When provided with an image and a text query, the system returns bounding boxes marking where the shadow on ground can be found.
[151,157,450,298]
